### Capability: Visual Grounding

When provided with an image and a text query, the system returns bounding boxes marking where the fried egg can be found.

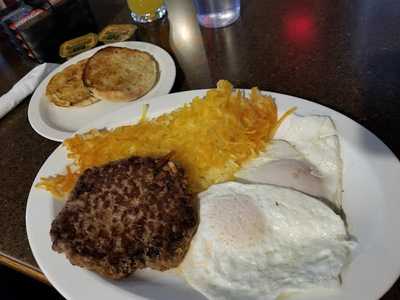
[180,182,354,300]
[236,114,342,209]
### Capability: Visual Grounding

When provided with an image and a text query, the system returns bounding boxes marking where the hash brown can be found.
[83,47,159,102]
[46,59,99,107]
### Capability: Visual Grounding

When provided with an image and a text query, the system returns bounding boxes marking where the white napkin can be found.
[0,63,59,119]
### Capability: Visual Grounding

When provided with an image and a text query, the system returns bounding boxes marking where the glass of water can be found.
[192,0,240,28]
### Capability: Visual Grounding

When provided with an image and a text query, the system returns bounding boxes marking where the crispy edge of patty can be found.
[50,156,198,279]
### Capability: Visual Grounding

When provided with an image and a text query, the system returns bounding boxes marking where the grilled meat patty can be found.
[50,156,197,279]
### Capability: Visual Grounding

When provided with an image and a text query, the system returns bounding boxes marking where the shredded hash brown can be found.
[37,80,291,199]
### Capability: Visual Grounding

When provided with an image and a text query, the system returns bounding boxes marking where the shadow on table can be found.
[0,265,64,299]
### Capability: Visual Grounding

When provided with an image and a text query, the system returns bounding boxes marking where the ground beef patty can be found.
[50,156,197,279]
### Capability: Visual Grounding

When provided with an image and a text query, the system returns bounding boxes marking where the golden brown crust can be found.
[83,47,159,102]
[46,59,99,107]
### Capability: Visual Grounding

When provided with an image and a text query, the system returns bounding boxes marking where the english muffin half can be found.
[46,59,99,107]
[83,47,159,102]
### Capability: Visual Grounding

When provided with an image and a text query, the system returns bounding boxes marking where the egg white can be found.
[181,182,354,300]
[236,114,342,209]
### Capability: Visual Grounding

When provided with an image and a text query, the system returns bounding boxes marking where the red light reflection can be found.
[285,12,316,45]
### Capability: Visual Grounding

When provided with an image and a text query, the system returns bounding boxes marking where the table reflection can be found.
[166,0,212,89]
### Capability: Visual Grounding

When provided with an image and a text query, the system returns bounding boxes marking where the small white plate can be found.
[26,90,400,300]
[28,41,176,142]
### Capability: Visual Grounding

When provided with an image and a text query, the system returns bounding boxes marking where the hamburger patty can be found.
[50,156,197,279]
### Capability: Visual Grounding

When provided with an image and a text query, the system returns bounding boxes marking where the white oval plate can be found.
[26,90,400,300]
[28,41,176,142]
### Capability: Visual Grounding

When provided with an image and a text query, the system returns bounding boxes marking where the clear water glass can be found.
[192,0,240,28]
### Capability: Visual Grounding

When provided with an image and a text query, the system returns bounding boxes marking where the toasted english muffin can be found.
[83,47,159,102]
[46,59,99,107]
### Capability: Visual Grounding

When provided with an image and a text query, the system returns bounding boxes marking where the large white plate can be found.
[28,41,176,142]
[26,90,400,300]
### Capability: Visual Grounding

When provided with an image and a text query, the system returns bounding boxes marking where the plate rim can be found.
[26,89,400,300]
[27,41,176,142]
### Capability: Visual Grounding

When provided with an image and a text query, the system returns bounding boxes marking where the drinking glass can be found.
[127,0,167,23]
[192,0,240,28]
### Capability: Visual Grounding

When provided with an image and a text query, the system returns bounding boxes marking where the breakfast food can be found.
[83,46,159,102]
[50,155,197,279]
[38,80,286,199]
[47,45,159,107]
[98,24,137,44]
[46,59,99,107]
[180,182,354,300]
[36,80,357,298]
[237,140,327,199]
[237,114,342,210]
[59,33,98,58]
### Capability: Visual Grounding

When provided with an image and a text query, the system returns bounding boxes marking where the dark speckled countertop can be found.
[0,0,399,298]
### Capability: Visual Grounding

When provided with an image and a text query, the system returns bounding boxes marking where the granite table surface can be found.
[0,0,399,298]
